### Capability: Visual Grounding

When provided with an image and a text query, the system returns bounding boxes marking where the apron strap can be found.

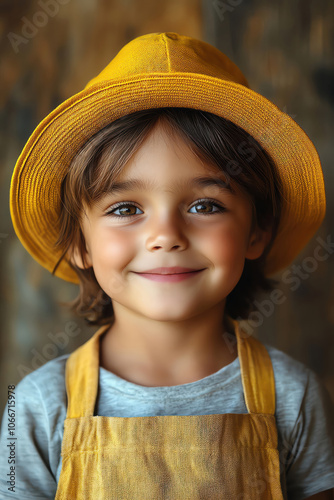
[234,321,276,415]
[65,324,110,418]
[64,321,276,418]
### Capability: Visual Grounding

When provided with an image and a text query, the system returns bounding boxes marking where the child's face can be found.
[72,122,270,323]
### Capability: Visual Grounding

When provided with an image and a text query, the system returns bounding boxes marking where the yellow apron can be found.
[55,322,284,499]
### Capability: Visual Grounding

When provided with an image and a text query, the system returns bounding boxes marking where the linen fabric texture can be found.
[56,323,284,498]
[0,329,334,498]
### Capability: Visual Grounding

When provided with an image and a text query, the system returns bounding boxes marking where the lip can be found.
[136,267,202,274]
[133,267,205,282]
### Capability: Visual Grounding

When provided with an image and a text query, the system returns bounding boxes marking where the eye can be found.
[189,199,226,215]
[106,203,143,218]
[106,199,226,219]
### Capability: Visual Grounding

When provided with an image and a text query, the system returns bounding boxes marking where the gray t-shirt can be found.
[0,342,333,500]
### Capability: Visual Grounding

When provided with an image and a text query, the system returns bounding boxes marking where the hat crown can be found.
[84,32,249,90]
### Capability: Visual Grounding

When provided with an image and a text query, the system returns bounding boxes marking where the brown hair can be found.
[53,107,283,325]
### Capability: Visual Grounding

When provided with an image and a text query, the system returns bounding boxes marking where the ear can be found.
[245,225,273,261]
[67,242,93,270]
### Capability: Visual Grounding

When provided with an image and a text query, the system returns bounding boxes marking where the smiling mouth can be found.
[135,267,205,275]
[133,269,205,282]
[143,271,203,275]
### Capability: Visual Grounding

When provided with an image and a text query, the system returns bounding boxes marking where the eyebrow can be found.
[108,176,235,195]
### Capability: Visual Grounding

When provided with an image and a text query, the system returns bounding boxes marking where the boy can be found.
[1,32,334,499]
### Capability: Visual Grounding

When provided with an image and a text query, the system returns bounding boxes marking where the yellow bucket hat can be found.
[10,32,326,283]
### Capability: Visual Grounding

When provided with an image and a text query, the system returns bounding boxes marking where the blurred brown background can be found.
[0,0,333,414]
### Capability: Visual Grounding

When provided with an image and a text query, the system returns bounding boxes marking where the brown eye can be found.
[195,203,212,213]
[107,203,143,218]
[189,200,225,215]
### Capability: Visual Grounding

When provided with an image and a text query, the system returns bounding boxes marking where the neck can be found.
[100,304,237,387]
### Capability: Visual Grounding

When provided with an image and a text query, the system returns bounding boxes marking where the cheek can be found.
[201,225,249,265]
[90,229,135,270]
[88,230,137,297]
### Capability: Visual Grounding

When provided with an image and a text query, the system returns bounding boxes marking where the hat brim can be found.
[10,73,326,283]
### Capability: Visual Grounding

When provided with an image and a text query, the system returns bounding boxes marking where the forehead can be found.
[108,122,236,195]
[107,175,236,199]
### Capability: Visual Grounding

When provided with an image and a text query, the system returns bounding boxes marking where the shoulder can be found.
[264,343,334,498]
[264,343,312,397]
[15,354,70,418]
[263,342,333,423]
[0,354,71,497]
[19,353,69,390]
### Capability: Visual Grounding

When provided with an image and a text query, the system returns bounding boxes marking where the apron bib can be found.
[55,322,284,499]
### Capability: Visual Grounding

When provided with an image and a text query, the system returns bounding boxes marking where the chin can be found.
[142,306,203,323]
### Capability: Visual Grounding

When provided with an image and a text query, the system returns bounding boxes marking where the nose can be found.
[145,211,189,252]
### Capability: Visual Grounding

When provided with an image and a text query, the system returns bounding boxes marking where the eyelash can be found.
[106,199,226,219]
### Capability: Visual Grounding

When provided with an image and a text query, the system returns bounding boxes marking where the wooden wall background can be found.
[0,0,333,414]
[203,0,334,399]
